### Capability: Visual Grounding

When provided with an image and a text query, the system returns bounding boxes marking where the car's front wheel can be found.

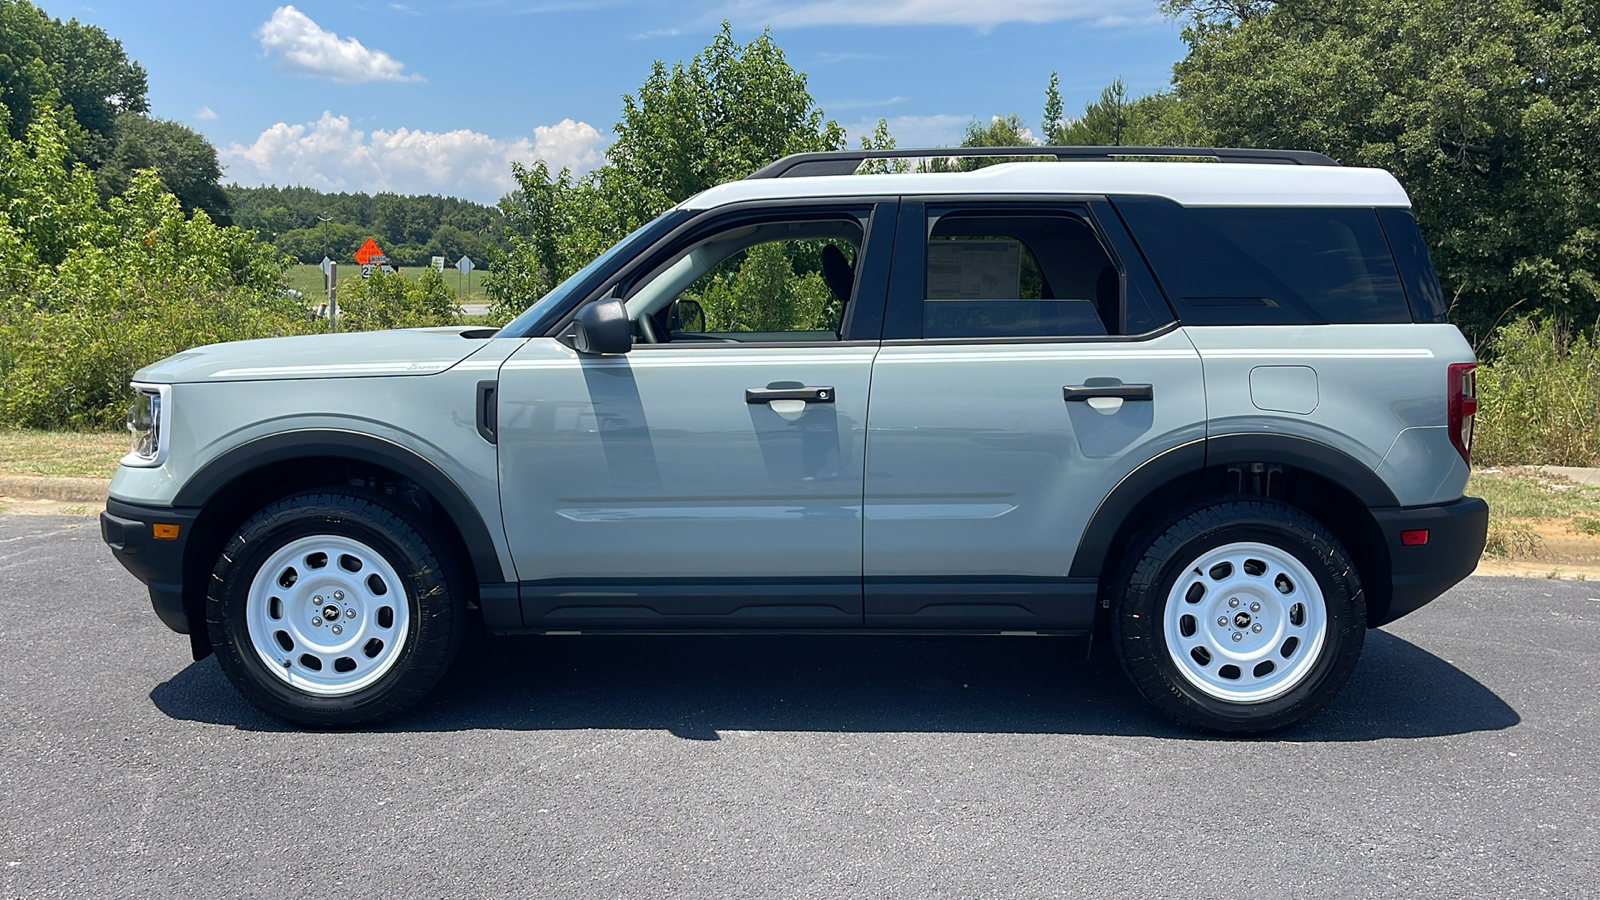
[206,489,465,727]
[1112,498,1366,734]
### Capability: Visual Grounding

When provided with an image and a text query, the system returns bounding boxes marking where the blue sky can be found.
[42,1,1189,204]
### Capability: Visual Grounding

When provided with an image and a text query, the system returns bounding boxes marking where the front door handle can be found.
[746,386,835,404]
[1063,383,1154,402]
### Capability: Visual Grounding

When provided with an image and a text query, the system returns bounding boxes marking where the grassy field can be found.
[1468,467,1600,559]
[284,263,491,306]
[0,430,127,477]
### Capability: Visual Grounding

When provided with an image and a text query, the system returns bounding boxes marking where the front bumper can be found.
[102,498,202,635]
[1370,496,1489,626]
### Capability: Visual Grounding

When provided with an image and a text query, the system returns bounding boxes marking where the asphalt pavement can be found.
[1,513,1596,898]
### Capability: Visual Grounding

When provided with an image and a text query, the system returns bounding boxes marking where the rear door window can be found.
[1112,197,1411,325]
[895,208,1169,339]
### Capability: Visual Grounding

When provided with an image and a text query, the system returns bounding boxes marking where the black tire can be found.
[206,489,466,727]
[1111,497,1365,735]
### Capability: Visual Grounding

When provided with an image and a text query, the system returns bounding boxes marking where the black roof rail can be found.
[746,146,1341,179]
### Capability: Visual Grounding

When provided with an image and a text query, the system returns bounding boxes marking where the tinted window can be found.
[922,213,1120,338]
[1377,207,1448,323]
[1113,197,1410,325]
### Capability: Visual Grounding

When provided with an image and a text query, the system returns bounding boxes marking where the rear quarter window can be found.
[1112,197,1412,326]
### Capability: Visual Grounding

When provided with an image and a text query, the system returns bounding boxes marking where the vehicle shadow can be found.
[150,628,1519,740]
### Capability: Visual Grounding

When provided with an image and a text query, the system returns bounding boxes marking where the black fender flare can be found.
[1067,434,1398,580]
[173,429,506,585]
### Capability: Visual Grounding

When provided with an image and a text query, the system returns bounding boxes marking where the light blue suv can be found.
[102,147,1488,732]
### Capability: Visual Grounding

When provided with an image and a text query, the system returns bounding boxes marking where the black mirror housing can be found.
[571,298,632,354]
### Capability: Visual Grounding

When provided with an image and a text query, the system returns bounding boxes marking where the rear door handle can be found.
[746,386,835,404]
[1063,383,1154,402]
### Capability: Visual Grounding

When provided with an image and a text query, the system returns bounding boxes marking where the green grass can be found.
[1469,467,1600,559]
[285,264,490,306]
[1467,468,1600,520]
[0,429,126,477]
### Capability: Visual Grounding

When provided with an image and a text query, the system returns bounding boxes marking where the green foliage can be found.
[0,0,147,159]
[689,242,840,333]
[338,268,460,332]
[485,23,844,324]
[926,113,1039,171]
[857,118,908,174]
[1163,0,1600,339]
[97,114,230,222]
[1473,317,1600,467]
[1043,75,1189,147]
[227,184,503,267]
[0,110,308,429]
[606,22,845,222]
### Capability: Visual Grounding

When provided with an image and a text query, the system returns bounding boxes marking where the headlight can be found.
[122,383,171,467]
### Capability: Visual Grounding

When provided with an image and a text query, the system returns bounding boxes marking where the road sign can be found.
[319,256,334,277]
[360,264,374,279]
[432,256,446,273]
[355,238,384,266]
[456,256,475,275]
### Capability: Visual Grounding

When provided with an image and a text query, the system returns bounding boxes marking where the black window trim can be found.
[881,193,1177,344]
[542,196,899,347]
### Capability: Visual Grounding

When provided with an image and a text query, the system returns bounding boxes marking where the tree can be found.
[604,23,845,225]
[1042,72,1065,141]
[923,113,1037,171]
[1043,74,1190,147]
[857,118,908,174]
[225,185,504,265]
[0,0,147,160]
[485,23,846,322]
[98,115,231,222]
[1164,0,1600,338]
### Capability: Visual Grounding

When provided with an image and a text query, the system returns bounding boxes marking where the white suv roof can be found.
[684,159,1411,212]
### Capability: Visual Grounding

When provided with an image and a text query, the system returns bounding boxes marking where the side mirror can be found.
[571,297,632,355]
[669,298,706,333]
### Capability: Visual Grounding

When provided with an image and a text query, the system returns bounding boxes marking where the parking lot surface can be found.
[1,513,1596,898]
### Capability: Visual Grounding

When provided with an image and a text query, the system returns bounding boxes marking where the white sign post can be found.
[326,261,338,332]
[456,255,475,296]
[431,256,446,273]
[320,256,334,278]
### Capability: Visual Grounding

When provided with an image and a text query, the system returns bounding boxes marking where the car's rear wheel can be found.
[1112,498,1365,734]
[206,489,464,727]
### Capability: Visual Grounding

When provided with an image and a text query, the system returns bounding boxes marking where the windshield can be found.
[500,209,691,337]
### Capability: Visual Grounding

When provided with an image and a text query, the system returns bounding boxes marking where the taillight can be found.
[1447,362,1477,463]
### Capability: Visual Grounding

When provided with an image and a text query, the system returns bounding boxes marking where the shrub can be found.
[1473,317,1600,467]
[337,268,459,332]
[0,114,312,428]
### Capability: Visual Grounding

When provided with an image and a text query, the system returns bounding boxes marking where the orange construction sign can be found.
[354,238,385,265]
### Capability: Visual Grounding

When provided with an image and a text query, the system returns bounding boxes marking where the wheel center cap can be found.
[322,604,341,621]
[1233,611,1252,629]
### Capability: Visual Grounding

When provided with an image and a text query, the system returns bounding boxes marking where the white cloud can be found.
[220,113,607,203]
[728,0,1153,29]
[824,96,910,110]
[193,106,217,120]
[255,6,421,83]
[845,113,969,148]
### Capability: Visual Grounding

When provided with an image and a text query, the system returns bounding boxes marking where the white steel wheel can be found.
[1161,540,1328,704]
[244,533,412,697]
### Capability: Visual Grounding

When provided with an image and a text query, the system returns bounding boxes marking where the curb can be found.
[0,475,109,505]
[1536,466,1600,488]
